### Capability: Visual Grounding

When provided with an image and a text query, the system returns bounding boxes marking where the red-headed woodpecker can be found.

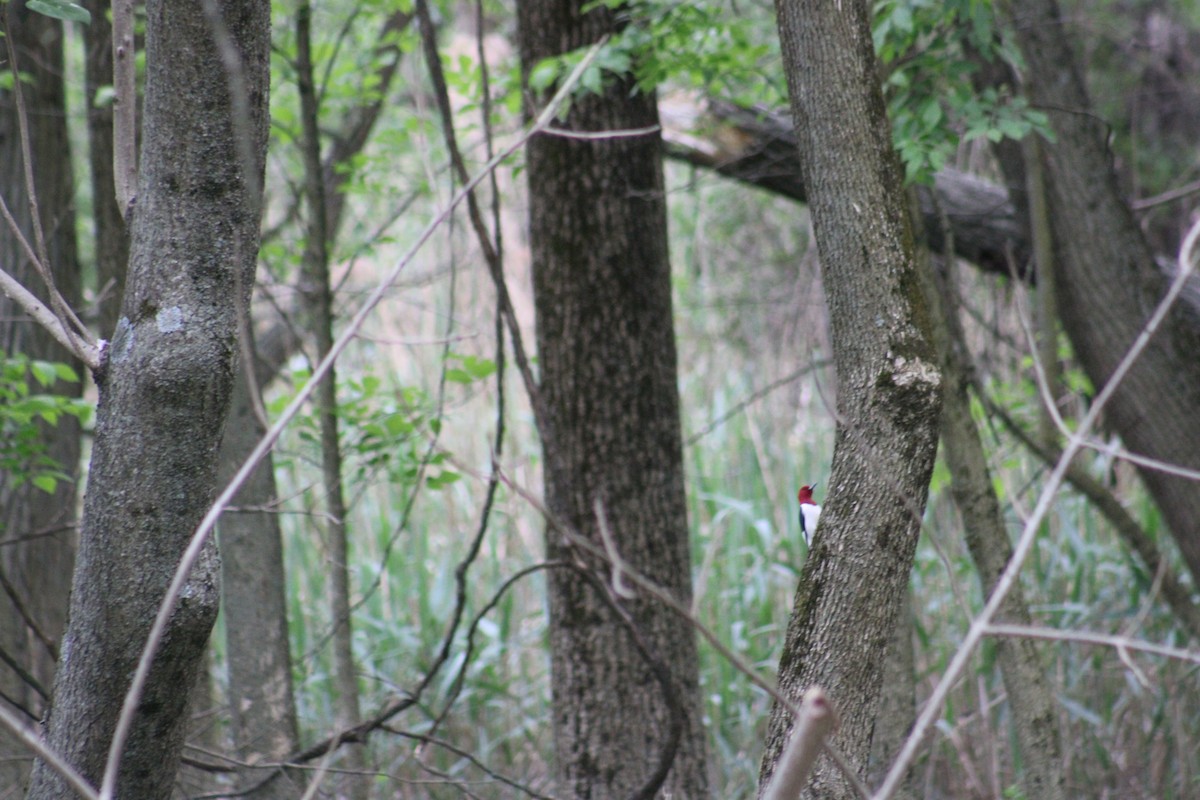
[798,483,821,548]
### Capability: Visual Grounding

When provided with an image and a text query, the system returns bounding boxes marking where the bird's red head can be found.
[798,483,818,505]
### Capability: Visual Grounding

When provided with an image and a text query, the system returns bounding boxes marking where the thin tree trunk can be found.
[518,3,711,797]
[216,11,410,794]
[0,3,80,790]
[24,0,270,795]
[297,3,366,795]
[218,355,305,799]
[761,1,943,797]
[918,236,1065,800]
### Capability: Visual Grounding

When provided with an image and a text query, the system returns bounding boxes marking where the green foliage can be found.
[25,0,90,24]
[0,356,90,495]
[874,0,1052,183]
[270,364,459,491]
[528,0,782,108]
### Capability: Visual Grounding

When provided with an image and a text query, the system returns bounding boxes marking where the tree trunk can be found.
[25,0,270,795]
[760,1,943,797]
[296,3,367,794]
[1008,0,1200,585]
[218,357,303,800]
[518,3,710,797]
[216,12,409,794]
[865,589,915,799]
[919,242,1064,800]
[0,3,80,790]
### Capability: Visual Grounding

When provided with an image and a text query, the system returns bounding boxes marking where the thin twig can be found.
[112,0,137,216]
[413,0,549,434]
[983,623,1200,667]
[0,263,101,369]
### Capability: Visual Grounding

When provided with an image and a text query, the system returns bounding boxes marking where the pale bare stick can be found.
[872,217,1200,800]
[761,688,841,800]
[983,623,1200,667]
[0,263,102,370]
[113,0,137,218]
[98,42,608,800]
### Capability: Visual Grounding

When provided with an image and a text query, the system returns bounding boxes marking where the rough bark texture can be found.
[1008,0,1200,585]
[518,3,710,798]
[921,246,1064,800]
[0,3,80,790]
[865,589,915,799]
[24,0,269,796]
[760,1,943,797]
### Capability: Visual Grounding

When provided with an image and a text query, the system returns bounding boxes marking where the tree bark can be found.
[518,3,710,797]
[1007,0,1200,587]
[760,1,943,797]
[0,3,80,790]
[25,0,269,795]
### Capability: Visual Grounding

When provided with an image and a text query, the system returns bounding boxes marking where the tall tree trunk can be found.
[517,3,710,797]
[24,0,270,795]
[1007,0,1200,584]
[760,1,943,797]
[0,2,80,791]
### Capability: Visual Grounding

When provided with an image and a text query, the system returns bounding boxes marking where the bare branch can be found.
[762,689,843,800]
[0,263,101,370]
[983,623,1200,668]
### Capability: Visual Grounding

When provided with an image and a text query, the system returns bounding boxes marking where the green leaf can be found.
[26,0,91,24]
[426,471,460,489]
[32,474,58,494]
[30,361,58,387]
[93,85,116,108]
[529,59,561,93]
